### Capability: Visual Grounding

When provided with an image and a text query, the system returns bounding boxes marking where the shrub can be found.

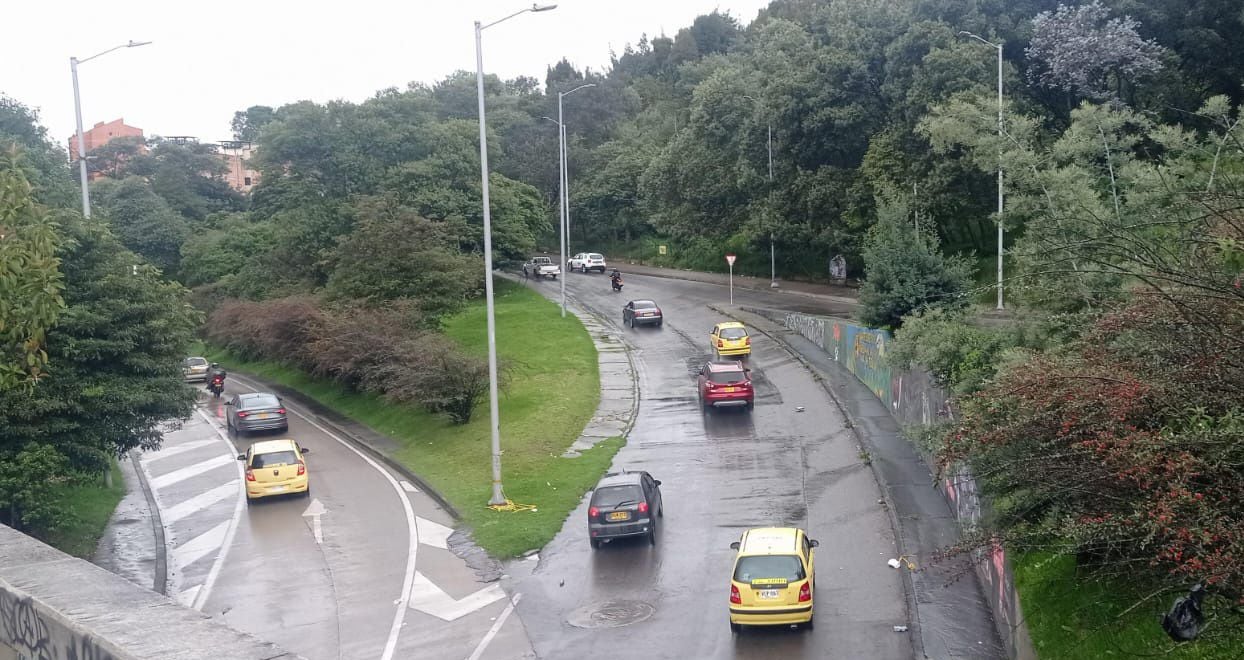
[888,307,1014,394]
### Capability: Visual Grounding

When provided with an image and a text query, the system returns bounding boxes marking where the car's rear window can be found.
[242,394,281,409]
[185,357,207,366]
[733,555,806,582]
[633,301,657,309]
[251,450,298,468]
[589,253,604,260]
[591,485,642,508]
[708,369,746,384]
[720,327,747,339]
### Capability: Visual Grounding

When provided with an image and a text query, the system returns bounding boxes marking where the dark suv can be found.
[587,470,663,549]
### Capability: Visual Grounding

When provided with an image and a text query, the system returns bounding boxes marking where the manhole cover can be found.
[566,600,655,629]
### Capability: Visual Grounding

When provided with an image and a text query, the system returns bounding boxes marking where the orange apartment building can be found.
[68,118,144,167]
[217,140,260,193]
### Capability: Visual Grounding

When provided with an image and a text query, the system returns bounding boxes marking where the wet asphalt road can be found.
[513,271,912,659]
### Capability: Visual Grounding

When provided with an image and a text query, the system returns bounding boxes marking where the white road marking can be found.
[162,482,237,525]
[142,438,218,463]
[172,519,231,570]
[407,572,505,622]
[415,517,453,550]
[175,585,201,608]
[189,407,247,612]
[466,593,522,660]
[302,498,327,544]
[400,480,420,493]
[228,374,419,660]
[149,453,235,490]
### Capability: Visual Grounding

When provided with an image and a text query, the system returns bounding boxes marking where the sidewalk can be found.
[615,261,861,307]
[715,304,1006,660]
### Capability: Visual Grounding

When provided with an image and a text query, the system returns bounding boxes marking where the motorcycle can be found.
[207,375,225,399]
[611,276,623,292]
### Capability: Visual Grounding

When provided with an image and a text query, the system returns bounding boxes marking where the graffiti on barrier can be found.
[0,589,118,660]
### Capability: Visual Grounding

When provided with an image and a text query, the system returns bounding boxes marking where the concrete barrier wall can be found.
[782,312,1034,660]
[0,525,300,660]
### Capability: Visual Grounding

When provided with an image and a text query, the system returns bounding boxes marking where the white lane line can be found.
[141,438,217,464]
[189,407,247,612]
[415,517,453,550]
[229,374,419,660]
[149,454,235,490]
[172,519,231,570]
[407,572,505,622]
[163,482,237,525]
[400,480,420,493]
[466,593,522,660]
[175,585,201,608]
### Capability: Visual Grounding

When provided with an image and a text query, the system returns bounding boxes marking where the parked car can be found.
[226,392,289,435]
[523,256,561,279]
[622,299,663,328]
[711,321,751,358]
[237,438,311,503]
[568,252,608,273]
[586,470,663,549]
[182,356,210,382]
[698,360,754,411]
[728,527,818,632]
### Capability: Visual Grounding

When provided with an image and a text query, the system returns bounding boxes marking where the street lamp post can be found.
[959,31,1005,310]
[742,95,778,288]
[544,83,595,318]
[70,40,151,219]
[476,3,557,507]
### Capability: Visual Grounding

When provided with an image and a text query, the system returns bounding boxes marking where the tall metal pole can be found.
[557,93,567,317]
[995,41,1005,311]
[70,57,91,218]
[475,20,506,507]
[767,121,775,288]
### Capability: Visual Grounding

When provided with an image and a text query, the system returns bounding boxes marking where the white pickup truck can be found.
[523,256,561,279]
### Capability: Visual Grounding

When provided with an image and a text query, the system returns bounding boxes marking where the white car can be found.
[568,252,608,273]
[523,256,561,279]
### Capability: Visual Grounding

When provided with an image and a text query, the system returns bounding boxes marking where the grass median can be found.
[1015,552,1243,659]
[33,461,126,558]
[209,282,619,558]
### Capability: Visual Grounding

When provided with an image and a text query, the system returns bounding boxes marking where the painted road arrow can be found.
[407,571,505,622]
[302,498,327,544]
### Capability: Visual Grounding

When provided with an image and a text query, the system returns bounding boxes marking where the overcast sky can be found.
[4,0,772,148]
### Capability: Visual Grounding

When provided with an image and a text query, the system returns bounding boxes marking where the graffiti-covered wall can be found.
[783,312,1033,660]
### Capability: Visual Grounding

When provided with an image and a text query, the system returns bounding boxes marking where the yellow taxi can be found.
[237,439,311,503]
[711,321,751,357]
[728,527,818,632]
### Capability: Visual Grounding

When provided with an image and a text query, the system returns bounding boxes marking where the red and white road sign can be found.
[725,253,736,266]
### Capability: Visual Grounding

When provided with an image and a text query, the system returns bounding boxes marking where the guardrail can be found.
[0,524,300,660]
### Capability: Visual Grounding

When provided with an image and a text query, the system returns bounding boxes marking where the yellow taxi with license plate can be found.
[728,527,818,632]
[237,439,311,503]
[711,321,751,357]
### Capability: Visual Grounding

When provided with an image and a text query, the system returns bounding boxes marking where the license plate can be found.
[722,387,737,392]
[269,485,285,492]
[253,413,271,419]
[758,589,781,599]
[608,511,630,521]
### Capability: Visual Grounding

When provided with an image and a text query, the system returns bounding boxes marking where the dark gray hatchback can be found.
[226,392,289,435]
[587,470,663,549]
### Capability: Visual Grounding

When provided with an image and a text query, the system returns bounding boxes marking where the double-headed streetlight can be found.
[959,31,1005,310]
[70,40,151,218]
[543,82,595,317]
[476,3,557,507]
[741,94,778,288]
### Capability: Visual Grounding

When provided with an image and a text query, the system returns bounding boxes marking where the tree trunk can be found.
[104,466,113,489]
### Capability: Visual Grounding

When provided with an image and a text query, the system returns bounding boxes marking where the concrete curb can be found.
[227,371,462,521]
[708,303,926,660]
[126,448,168,595]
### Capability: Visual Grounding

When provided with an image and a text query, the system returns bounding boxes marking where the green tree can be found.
[0,96,75,208]
[231,105,277,142]
[93,176,190,276]
[0,148,65,390]
[857,194,973,329]
[125,139,244,220]
[179,214,276,288]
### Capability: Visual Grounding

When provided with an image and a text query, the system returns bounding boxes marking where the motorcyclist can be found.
[206,363,227,390]
[610,268,623,290]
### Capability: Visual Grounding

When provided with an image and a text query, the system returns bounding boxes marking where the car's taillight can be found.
[277,408,286,415]
[245,469,255,482]
[638,501,649,514]
[237,411,249,418]
[730,585,742,604]
[588,506,599,519]
[297,461,306,476]
[798,582,811,602]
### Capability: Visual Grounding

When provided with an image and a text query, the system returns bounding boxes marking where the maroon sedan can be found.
[698,360,754,411]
